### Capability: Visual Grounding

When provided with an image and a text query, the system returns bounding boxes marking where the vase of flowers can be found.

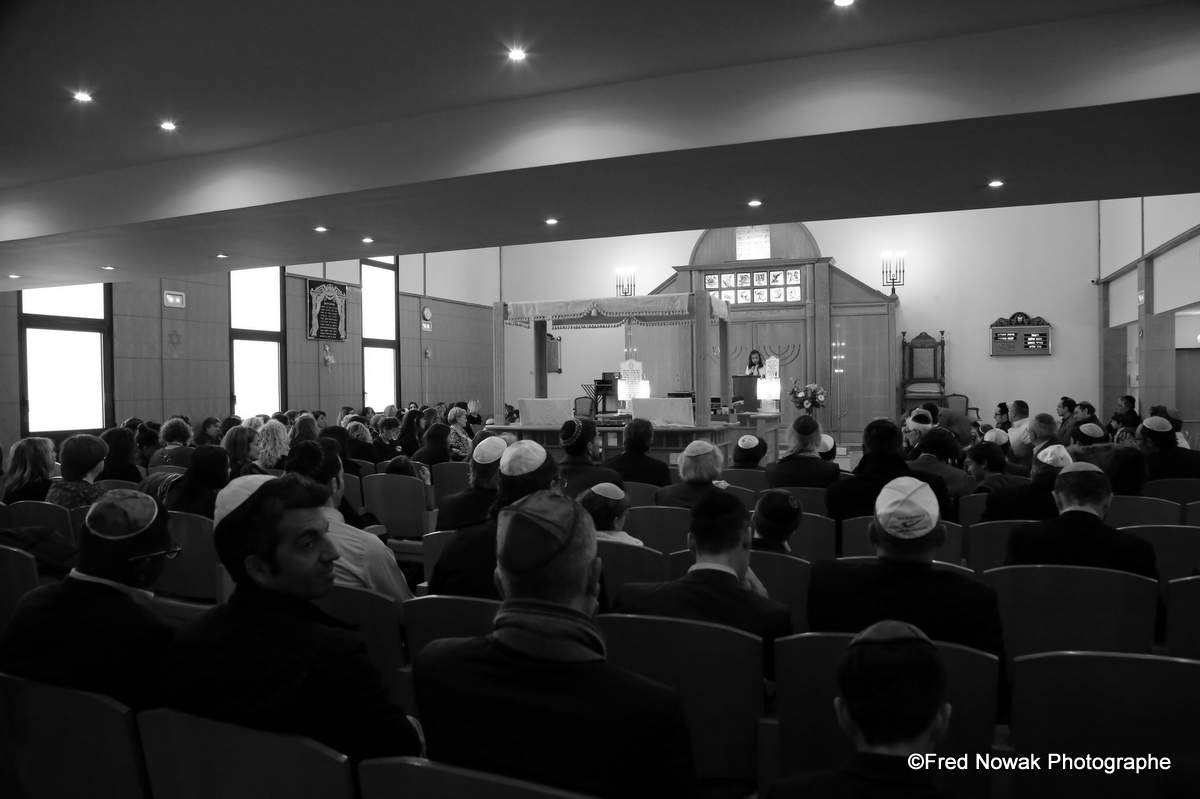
[789,380,826,414]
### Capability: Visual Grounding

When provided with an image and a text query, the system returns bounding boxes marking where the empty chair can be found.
[724,484,757,509]
[342,473,364,510]
[780,486,827,518]
[315,585,403,679]
[623,506,691,554]
[1167,576,1200,659]
[842,518,963,563]
[5,501,74,546]
[986,565,1158,660]
[773,633,998,798]
[1104,495,1181,527]
[966,519,1033,573]
[0,545,38,638]
[597,540,666,596]
[622,481,659,508]
[359,757,594,799]
[138,708,355,799]
[150,596,213,629]
[421,530,456,583]
[1119,525,1200,581]
[1143,478,1200,507]
[0,674,150,799]
[599,614,763,791]
[155,512,218,602]
[350,458,377,476]
[431,462,470,507]
[403,595,500,659]
[722,469,769,492]
[95,479,139,492]
[957,492,987,527]
[363,474,428,539]
[793,513,835,561]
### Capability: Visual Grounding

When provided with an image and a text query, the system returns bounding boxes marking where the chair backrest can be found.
[1010,652,1200,795]
[573,396,594,419]
[5,500,74,546]
[1118,524,1200,581]
[749,550,812,631]
[1167,576,1200,659]
[841,517,963,563]
[623,481,659,508]
[780,486,827,518]
[150,595,213,629]
[431,461,470,507]
[138,708,355,799]
[314,585,403,679]
[0,545,38,638]
[363,474,428,539]
[986,565,1158,659]
[597,541,667,596]
[95,479,140,492]
[775,633,998,798]
[623,506,691,554]
[156,511,218,602]
[794,513,835,561]
[722,469,769,492]
[351,458,376,476]
[598,614,763,786]
[422,530,457,582]
[1188,501,1200,527]
[1143,478,1200,507]
[966,519,1033,573]
[957,492,988,527]
[0,673,150,799]
[403,595,500,659]
[342,473,364,510]
[149,465,187,475]
[1104,495,1181,527]
[835,555,976,577]
[359,757,594,799]
[723,484,757,509]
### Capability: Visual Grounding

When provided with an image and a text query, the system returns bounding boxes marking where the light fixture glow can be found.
[7,274,20,279]
[747,199,763,207]
[544,217,559,226]
[160,120,177,131]
[507,47,527,62]
[216,253,229,259]
[834,0,854,6]
[313,225,328,233]
[72,90,93,103]
[988,178,1005,188]
[99,265,116,271]
[362,237,374,244]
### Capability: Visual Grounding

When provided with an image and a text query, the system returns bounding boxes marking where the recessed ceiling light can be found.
[834,0,855,6]
[362,237,374,244]
[160,120,177,131]
[8,274,20,279]
[72,90,93,103]
[313,225,328,233]
[544,217,559,226]
[508,47,527,62]
[988,178,1005,188]
[747,199,763,207]
[99,265,116,271]
[216,253,229,259]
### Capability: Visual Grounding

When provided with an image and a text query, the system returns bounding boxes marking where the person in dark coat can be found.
[614,488,793,677]
[416,490,694,799]
[557,418,623,497]
[0,489,175,709]
[769,621,953,799]
[731,434,767,469]
[1138,415,1200,480]
[412,422,453,468]
[1107,394,1142,437]
[808,477,1004,658]
[981,443,1071,522]
[767,415,841,489]
[826,420,952,524]
[655,439,727,509]
[751,489,803,556]
[604,418,672,487]
[965,441,1022,494]
[166,474,420,761]
[436,436,507,531]
[1007,462,1158,579]
[97,426,145,484]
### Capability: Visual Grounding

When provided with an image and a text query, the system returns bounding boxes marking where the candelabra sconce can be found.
[615,270,636,297]
[881,250,906,295]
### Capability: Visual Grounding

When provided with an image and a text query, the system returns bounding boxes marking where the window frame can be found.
[17,283,115,439]
[360,259,400,409]
[229,267,287,416]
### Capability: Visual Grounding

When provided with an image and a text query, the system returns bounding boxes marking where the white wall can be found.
[1145,192,1200,252]
[426,247,500,307]
[1109,271,1139,327]
[1100,198,1140,278]
[1154,235,1200,314]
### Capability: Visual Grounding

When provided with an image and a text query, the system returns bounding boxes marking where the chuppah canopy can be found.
[503,292,729,329]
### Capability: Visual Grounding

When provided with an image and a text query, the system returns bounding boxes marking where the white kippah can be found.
[590,482,625,501]
[1143,416,1173,433]
[737,435,759,450]
[214,475,275,526]
[1078,423,1106,438]
[984,429,1009,446]
[1036,444,1073,468]
[500,440,548,476]
[472,436,508,464]
[874,477,939,539]
[818,434,835,453]
[682,440,716,457]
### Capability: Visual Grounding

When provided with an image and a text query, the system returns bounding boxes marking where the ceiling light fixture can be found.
[216,253,228,259]
[988,178,1005,188]
[834,0,854,6]
[313,225,328,233]
[507,46,527,62]
[7,274,20,279]
[544,217,559,226]
[160,120,177,131]
[72,90,93,103]
[362,237,374,244]
[100,265,116,271]
[747,199,763,207]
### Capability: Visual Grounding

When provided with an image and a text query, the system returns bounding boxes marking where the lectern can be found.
[731,375,760,412]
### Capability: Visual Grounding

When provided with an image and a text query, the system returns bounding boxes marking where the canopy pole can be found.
[533,319,548,398]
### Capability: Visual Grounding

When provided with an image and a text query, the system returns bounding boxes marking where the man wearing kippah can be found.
[767,415,840,488]
[808,477,1003,658]
[603,418,672,487]
[416,490,695,798]
[436,435,508,531]
[0,490,175,709]
[826,420,952,524]
[557,418,624,497]
[1137,414,1200,479]
[1006,462,1158,578]
[980,443,1070,522]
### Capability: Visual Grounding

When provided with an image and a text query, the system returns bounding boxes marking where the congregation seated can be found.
[2,436,55,503]
[655,439,728,509]
[614,488,793,677]
[430,440,559,599]
[242,418,288,474]
[750,489,803,556]
[808,477,1004,658]
[446,406,474,461]
[769,621,953,799]
[603,418,671,487]
[1006,462,1158,579]
[1103,445,1148,496]
[578,482,643,546]
[415,490,695,798]
[1056,396,1079,445]
[766,415,841,488]
[908,427,973,501]
[435,436,507,531]
[134,421,162,469]
[287,413,320,448]
[981,443,1070,522]
[344,420,378,463]
[964,442,1021,494]
[220,425,259,479]
[191,416,223,447]
[826,420,951,523]
[0,490,175,709]
[1107,394,1142,437]
[557,417,624,497]
[285,441,412,602]
[1139,414,1200,479]
[732,434,767,469]
[397,408,423,457]
[147,417,194,468]
[412,421,452,467]
[45,433,108,510]
[96,425,145,483]
[161,445,230,518]
[166,474,421,760]
[372,415,404,462]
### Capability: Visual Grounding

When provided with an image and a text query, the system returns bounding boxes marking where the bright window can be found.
[230,267,282,332]
[364,346,397,410]
[21,283,105,319]
[25,329,106,432]
[232,339,281,418]
[361,264,397,340]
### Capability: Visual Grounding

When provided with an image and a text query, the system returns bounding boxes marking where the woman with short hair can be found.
[3,437,56,503]
[446,407,473,462]
[148,417,194,468]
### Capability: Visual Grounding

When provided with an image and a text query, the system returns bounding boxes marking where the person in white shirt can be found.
[1007,399,1034,460]
[577,482,643,546]
[284,439,413,602]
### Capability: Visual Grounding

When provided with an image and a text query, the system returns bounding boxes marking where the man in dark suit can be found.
[767,415,841,488]
[981,443,1071,522]
[1138,415,1200,480]
[604,418,672,487]
[808,477,1003,657]
[1007,461,1158,579]
[558,418,624,497]
[416,490,695,799]
[166,474,421,761]
[826,420,952,523]
[751,489,803,555]
[614,488,793,677]
[770,621,953,799]
[0,489,175,709]
[436,435,506,531]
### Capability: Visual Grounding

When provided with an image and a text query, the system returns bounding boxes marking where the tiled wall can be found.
[286,276,364,415]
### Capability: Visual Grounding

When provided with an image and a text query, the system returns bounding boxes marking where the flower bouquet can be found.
[789,380,826,413]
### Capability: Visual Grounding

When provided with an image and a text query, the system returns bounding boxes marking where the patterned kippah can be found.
[85,490,159,541]
[737,435,759,450]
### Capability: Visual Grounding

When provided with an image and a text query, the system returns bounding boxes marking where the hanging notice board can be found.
[990,311,1051,356]
[307,280,348,340]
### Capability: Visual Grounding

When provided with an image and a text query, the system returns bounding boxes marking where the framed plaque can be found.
[990,312,1052,356]
[306,280,348,340]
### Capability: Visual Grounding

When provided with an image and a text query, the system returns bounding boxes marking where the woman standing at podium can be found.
[745,349,766,377]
